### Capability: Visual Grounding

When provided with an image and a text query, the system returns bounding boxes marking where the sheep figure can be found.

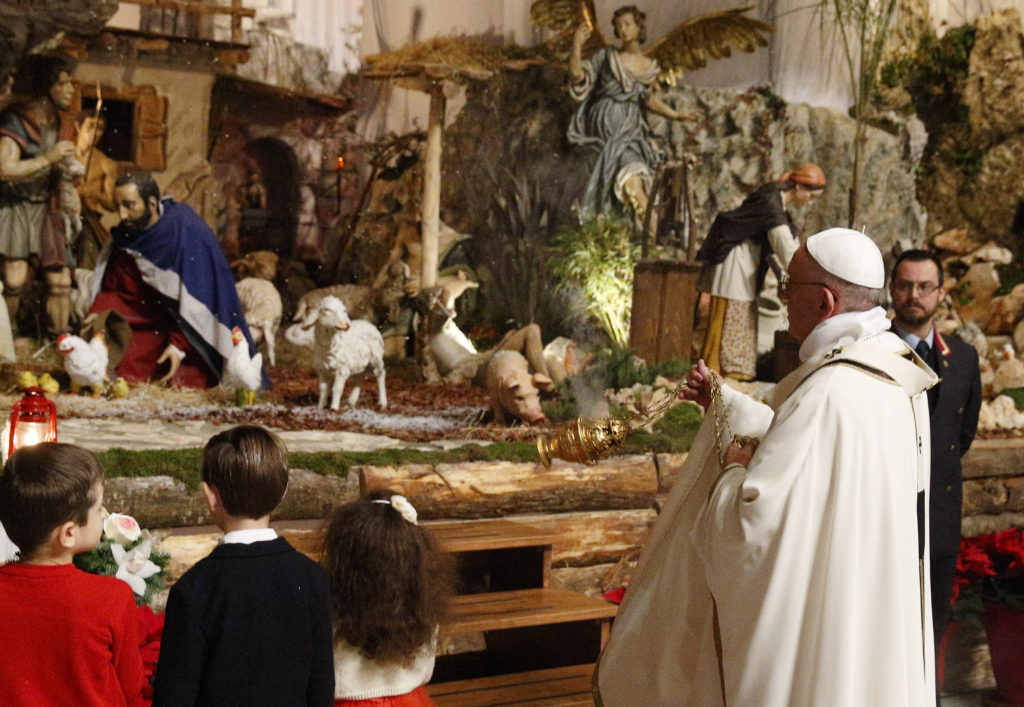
[293,284,376,325]
[230,250,279,281]
[235,277,283,366]
[299,295,387,411]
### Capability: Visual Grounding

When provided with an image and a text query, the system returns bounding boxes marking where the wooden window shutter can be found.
[134,93,168,171]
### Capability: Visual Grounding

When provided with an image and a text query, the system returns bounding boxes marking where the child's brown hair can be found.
[201,425,288,519]
[322,490,456,662]
[0,443,104,557]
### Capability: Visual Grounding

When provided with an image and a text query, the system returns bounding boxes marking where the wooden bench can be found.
[444,587,615,640]
[427,664,595,706]
[279,518,562,592]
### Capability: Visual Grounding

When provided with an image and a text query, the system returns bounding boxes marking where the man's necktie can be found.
[915,340,932,370]
[915,339,938,410]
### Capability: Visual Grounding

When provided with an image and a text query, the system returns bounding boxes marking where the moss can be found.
[995,264,1024,297]
[1001,387,1024,411]
[585,346,690,391]
[98,443,544,487]
[901,25,976,134]
[98,448,204,489]
[615,403,703,456]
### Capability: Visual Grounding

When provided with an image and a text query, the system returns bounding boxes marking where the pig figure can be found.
[485,350,551,424]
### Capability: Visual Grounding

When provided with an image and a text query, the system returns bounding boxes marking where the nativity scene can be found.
[1,0,1024,705]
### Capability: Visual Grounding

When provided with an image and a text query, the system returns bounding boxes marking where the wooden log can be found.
[654,452,689,493]
[512,510,656,568]
[154,529,220,585]
[963,438,1024,479]
[104,476,207,529]
[358,456,658,519]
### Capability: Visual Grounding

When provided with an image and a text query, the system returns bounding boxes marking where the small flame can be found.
[336,156,345,170]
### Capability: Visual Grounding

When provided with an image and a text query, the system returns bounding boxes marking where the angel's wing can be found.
[530,0,606,51]
[645,6,774,84]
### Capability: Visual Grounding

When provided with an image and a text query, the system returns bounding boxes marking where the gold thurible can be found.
[537,416,631,467]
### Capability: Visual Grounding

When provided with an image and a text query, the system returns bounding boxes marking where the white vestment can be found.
[596,308,937,706]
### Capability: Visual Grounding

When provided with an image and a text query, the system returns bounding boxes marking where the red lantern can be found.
[5,387,58,460]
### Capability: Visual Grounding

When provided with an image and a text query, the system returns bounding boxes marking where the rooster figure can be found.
[57,332,109,396]
[221,326,263,406]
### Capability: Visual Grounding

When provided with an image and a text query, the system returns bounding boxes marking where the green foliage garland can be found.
[74,535,170,607]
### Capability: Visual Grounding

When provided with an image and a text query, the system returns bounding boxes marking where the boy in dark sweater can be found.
[153,425,334,706]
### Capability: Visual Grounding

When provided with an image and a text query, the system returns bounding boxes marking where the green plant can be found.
[548,216,640,346]
[816,0,899,227]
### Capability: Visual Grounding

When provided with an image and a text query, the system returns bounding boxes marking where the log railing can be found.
[116,0,256,44]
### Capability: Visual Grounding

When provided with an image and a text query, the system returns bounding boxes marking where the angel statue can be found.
[531,2,773,219]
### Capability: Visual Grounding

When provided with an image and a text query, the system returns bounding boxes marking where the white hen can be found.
[221,326,263,405]
[57,332,109,395]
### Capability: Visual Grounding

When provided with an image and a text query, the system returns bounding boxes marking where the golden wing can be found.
[646,6,774,84]
[530,0,607,51]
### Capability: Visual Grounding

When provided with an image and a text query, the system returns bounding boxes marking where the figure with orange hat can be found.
[695,163,826,380]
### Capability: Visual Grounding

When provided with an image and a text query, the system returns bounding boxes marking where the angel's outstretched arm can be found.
[569,23,591,84]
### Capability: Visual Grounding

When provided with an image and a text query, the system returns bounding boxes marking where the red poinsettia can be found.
[952,526,1024,625]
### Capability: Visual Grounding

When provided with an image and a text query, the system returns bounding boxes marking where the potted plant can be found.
[951,526,1024,703]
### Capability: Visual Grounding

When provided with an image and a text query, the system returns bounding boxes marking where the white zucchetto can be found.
[805,228,885,288]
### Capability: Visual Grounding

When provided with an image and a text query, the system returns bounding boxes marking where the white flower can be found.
[104,513,142,545]
[110,532,160,596]
[389,495,418,525]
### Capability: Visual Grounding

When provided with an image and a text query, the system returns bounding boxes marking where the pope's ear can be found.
[819,286,839,318]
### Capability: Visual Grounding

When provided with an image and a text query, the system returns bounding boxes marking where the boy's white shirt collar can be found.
[221,528,278,545]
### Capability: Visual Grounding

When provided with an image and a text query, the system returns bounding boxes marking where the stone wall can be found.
[889,9,1024,249]
[442,65,927,269]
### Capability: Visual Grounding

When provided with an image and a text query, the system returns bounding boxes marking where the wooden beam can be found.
[119,0,255,18]
[421,90,445,290]
[358,456,659,519]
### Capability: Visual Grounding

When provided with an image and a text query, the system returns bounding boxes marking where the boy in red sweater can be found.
[0,443,144,706]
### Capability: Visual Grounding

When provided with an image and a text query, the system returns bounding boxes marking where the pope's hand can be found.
[678,358,716,411]
[724,436,759,468]
[156,345,182,384]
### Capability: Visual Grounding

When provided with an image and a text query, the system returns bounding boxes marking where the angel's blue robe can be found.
[568,47,662,216]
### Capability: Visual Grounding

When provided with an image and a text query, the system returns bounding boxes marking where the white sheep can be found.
[299,295,387,411]
[293,284,376,325]
[235,277,283,366]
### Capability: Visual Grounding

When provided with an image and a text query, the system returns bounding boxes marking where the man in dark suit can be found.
[890,249,981,669]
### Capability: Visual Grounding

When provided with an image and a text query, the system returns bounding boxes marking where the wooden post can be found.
[420,90,445,290]
[231,0,243,43]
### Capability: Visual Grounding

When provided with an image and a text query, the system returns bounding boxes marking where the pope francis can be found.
[595,228,938,706]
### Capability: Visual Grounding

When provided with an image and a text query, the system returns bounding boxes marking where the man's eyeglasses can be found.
[778,273,838,300]
[891,281,940,296]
